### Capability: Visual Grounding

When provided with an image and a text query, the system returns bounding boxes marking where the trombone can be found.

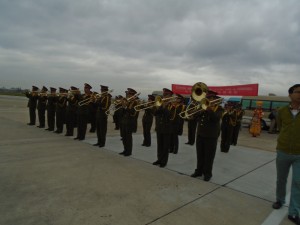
[134,95,178,111]
[105,92,140,115]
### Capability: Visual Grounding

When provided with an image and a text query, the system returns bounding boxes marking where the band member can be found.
[89,92,97,133]
[75,83,93,141]
[220,104,235,152]
[55,88,68,134]
[185,96,197,145]
[170,94,186,154]
[152,88,176,167]
[249,101,264,137]
[133,96,140,133]
[25,86,39,125]
[113,95,123,130]
[45,87,57,131]
[93,85,112,148]
[231,104,245,146]
[191,87,223,181]
[141,95,155,147]
[119,88,139,156]
[65,86,80,136]
[37,86,48,128]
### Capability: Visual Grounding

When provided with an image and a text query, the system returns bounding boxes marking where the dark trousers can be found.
[77,114,88,139]
[121,126,133,155]
[56,109,65,132]
[156,132,171,166]
[47,109,55,130]
[96,115,108,146]
[66,110,77,135]
[29,107,36,125]
[231,124,241,146]
[195,136,218,178]
[220,125,234,152]
[188,119,197,144]
[142,121,153,146]
[170,133,179,153]
[38,108,46,127]
[90,112,96,132]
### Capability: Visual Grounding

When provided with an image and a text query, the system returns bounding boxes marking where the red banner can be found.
[172,83,259,96]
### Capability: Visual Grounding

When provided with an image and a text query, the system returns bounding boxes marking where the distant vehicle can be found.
[241,95,290,130]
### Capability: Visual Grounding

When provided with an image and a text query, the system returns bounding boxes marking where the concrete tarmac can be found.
[0,95,293,225]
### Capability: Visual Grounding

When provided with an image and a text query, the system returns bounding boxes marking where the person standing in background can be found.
[249,101,264,137]
[272,84,300,225]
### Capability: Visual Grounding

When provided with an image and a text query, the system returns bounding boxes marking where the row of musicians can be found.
[24,83,187,153]
[25,82,244,180]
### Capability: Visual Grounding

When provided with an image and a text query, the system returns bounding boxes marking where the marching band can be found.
[24,82,244,181]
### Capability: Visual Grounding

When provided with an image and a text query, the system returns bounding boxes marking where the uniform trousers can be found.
[195,136,218,178]
[156,132,171,166]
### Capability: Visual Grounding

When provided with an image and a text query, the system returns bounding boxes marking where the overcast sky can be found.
[0,0,299,98]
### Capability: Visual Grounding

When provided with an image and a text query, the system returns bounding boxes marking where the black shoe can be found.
[124,153,131,157]
[54,130,59,133]
[119,151,125,155]
[159,164,166,168]
[185,142,191,145]
[145,145,151,147]
[48,129,54,131]
[65,134,73,136]
[141,143,145,146]
[45,128,50,131]
[173,152,178,154]
[27,123,35,125]
[204,176,212,182]
[152,161,160,165]
[272,201,282,209]
[74,137,79,140]
[288,215,300,225]
[98,145,104,148]
[93,143,100,146]
[39,126,45,128]
[78,138,85,141]
[191,172,202,178]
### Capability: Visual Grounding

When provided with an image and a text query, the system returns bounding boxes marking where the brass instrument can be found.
[179,82,223,119]
[134,95,178,111]
[93,89,114,101]
[24,90,40,96]
[105,92,140,115]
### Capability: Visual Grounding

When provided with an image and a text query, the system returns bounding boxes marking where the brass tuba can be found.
[179,82,208,119]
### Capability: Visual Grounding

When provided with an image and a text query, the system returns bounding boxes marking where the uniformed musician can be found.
[65,86,80,136]
[185,96,198,146]
[141,94,155,147]
[119,88,139,156]
[36,86,48,128]
[45,87,57,131]
[152,88,176,168]
[191,88,224,181]
[220,104,235,153]
[75,83,93,141]
[55,87,68,134]
[170,94,186,154]
[231,104,245,146]
[93,85,112,148]
[25,86,39,125]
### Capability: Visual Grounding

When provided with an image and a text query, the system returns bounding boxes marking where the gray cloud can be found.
[0,0,299,97]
